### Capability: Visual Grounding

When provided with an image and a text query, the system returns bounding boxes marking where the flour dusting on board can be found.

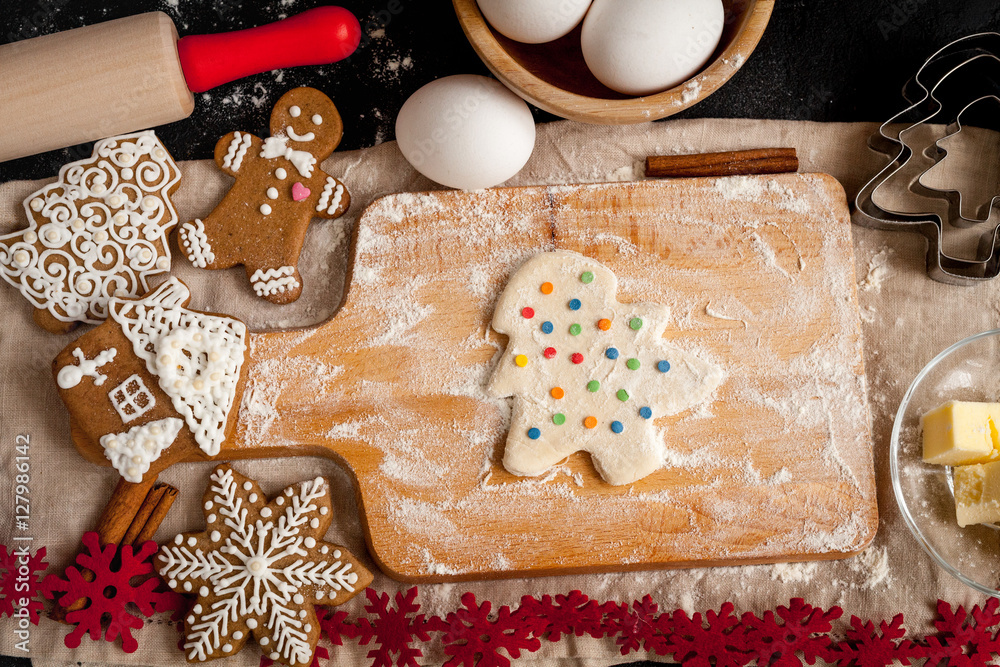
[233,176,875,578]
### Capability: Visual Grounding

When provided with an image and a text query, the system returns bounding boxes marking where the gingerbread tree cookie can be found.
[52,278,248,484]
[0,131,181,333]
[488,251,724,485]
[157,465,372,667]
[177,87,350,304]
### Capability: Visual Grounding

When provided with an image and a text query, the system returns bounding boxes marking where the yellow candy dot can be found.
[515,354,528,367]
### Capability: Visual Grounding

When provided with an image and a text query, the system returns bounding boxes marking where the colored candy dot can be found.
[584,416,598,429]
[657,360,671,373]
[611,421,624,434]
[617,389,629,402]
[581,271,594,284]
[540,282,553,294]
[571,352,584,364]
[639,407,652,419]
[515,354,528,367]
[569,324,582,335]
[541,321,554,334]
[630,317,643,330]
[527,428,541,440]
[543,347,557,359]
[522,307,535,319]
[587,380,600,392]
[551,387,565,399]
[568,298,582,311]
[553,413,566,425]
[626,358,640,370]
[598,318,612,331]
[605,347,619,360]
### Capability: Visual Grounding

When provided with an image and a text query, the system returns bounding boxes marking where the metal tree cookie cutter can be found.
[855,33,1000,284]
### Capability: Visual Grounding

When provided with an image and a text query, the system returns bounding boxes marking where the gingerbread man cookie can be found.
[158,465,372,667]
[0,131,181,333]
[177,87,350,304]
[53,278,249,484]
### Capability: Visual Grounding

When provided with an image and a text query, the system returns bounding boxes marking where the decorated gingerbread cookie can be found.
[52,278,248,483]
[0,131,181,333]
[158,465,372,667]
[488,251,724,485]
[177,87,350,304]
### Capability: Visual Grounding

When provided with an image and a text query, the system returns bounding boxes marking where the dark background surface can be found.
[1,1,999,666]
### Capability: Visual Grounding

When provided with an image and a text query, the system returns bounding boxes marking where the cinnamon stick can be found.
[645,148,798,178]
[134,485,178,544]
[121,484,168,546]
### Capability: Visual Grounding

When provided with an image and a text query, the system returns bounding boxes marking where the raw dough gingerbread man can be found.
[178,87,350,304]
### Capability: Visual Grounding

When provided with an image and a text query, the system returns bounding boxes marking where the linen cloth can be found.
[0,118,992,665]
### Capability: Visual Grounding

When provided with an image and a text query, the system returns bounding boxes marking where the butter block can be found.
[921,400,1000,466]
[954,462,1000,527]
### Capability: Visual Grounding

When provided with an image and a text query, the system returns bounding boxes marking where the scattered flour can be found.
[859,248,894,293]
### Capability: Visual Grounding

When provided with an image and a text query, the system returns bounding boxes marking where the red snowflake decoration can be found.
[663,602,750,667]
[41,532,177,653]
[0,544,47,624]
[603,595,666,655]
[742,598,842,666]
[355,587,447,667]
[923,599,1000,667]
[442,592,541,667]
[319,607,361,647]
[827,614,923,667]
[517,590,607,642]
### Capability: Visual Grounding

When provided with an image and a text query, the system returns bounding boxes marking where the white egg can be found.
[396,75,536,191]
[477,0,593,44]
[581,0,724,96]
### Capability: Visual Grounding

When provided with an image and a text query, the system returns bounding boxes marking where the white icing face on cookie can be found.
[487,250,724,486]
[269,88,343,157]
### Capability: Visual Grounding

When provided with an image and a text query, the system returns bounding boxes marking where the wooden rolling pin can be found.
[0,7,361,163]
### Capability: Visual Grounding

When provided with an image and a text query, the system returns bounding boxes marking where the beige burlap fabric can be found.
[0,118,994,665]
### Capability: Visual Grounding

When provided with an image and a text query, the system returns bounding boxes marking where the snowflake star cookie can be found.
[158,465,372,667]
[177,87,350,304]
[488,251,724,485]
[52,278,248,484]
[0,131,181,333]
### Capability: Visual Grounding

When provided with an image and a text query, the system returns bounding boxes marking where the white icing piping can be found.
[316,177,344,214]
[57,347,117,389]
[222,132,253,173]
[250,266,299,297]
[109,373,156,423]
[0,131,181,324]
[179,219,216,268]
[101,417,182,483]
[285,127,315,142]
[260,136,316,178]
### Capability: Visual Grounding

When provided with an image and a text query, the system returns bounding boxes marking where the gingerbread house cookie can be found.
[0,131,181,333]
[53,278,248,483]
[177,87,350,304]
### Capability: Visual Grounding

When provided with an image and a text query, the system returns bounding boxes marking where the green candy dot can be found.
[617,389,629,402]
[569,323,582,336]
[626,358,640,370]
[553,413,566,425]
[629,317,643,331]
[580,271,594,284]
[587,380,600,393]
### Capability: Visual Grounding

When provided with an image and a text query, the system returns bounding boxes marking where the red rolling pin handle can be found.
[177,6,362,93]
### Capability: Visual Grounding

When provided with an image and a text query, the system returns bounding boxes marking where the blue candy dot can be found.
[605,347,619,360]
[569,298,582,311]
[657,360,671,373]
[541,321,554,334]
[611,421,624,434]
[639,407,652,420]
[527,427,541,440]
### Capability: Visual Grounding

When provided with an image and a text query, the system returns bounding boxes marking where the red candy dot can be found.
[522,307,535,319]
[543,347,557,359]
[571,353,584,364]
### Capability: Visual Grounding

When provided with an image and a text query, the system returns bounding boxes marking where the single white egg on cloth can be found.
[477,0,593,44]
[395,74,536,191]
[581,0,724,96]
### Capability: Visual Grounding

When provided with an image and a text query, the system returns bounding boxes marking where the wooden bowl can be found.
[453,0,775,124]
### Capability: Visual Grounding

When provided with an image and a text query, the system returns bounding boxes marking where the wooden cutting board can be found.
[74,175,878,581]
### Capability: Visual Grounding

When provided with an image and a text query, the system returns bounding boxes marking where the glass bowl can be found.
[892,329,1000,597]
